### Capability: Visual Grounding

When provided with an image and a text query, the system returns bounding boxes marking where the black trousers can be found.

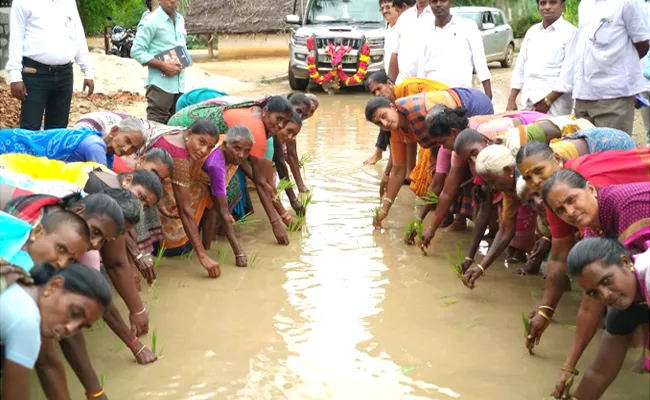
[19,57,74,130]
[375,129,391,151]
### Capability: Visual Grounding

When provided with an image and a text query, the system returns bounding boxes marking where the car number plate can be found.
[323,55,356,63]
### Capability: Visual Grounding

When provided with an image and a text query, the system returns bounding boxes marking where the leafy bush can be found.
[186,35,208,50]
[78,0,147,34]
[512,12,542,39]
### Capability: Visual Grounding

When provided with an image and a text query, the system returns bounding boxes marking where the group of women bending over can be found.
[363,71,649,399]
[0,89,320,399]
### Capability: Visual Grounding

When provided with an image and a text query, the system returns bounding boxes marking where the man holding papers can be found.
[132,0,191,124]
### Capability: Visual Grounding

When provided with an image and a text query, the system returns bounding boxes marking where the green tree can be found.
[77,0,146,34]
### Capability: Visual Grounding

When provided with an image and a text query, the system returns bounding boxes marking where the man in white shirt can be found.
[364,0,413,165]
[387,0,434,84]
[557,0,650,134]
[507,0,576,116]
[6,0,94,130]
[419,0,492,98]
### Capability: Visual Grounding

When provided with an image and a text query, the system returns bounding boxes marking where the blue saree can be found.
[0,128,105,165]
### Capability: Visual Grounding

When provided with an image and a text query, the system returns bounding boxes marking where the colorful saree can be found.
[0,128,106,164]
[584,183,650,254]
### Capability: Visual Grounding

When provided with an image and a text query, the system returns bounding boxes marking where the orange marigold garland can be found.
[306,36,371,88]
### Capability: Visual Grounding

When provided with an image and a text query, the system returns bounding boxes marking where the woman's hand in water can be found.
[235,254,248,267]
[129,309,149,336]
[420,226,436,247]
[526,310,551,350]
[290,198,305,215]
[373,209,387,229]
[272,220,290,245]
[463,265,484,289]
[298,184,310,194]
[199,255,222,278]
[132,341,158,365]
[552,369,577,399]
[135,255,157,285]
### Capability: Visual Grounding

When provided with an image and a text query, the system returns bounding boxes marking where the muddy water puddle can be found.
[33,93,648,400]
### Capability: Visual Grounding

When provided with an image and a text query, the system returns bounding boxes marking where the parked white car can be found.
[452,6,515,68]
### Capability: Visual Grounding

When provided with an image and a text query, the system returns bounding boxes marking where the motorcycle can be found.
[106,16,136,58]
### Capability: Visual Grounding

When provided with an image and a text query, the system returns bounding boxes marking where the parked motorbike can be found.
[106,16,136,58]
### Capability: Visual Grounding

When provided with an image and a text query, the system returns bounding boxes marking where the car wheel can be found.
[501,43,514,68]
[288,64,309,91]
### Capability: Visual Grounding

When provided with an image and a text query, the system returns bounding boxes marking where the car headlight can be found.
[294,34,308,46]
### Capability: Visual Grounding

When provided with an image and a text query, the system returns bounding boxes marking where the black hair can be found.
[401,0,416,6]
[260,96,293,114]
[41,210,91,243]
[144,148,174,176]
[536,0,564,4]
[118,170,163,202]
[73,193,125,235]
[453,128,486,154]
[290,110,303,126]
[31,263,113,316]
[541,169,589,209]
[188,118,220,138]
[567,238,630,277]
[101,188,141,226]
[365,97,393,122]
[287,93,312,111]
[427,106,469,138]
[365,71,391,90]
[379,0,392,6]
[516,141,555,166]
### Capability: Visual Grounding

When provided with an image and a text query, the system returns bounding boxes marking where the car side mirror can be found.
[482,22,495,30]
[285,15,301,25]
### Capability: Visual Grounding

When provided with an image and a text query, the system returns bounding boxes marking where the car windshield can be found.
[452,11,482,27]
[307,0,383,24]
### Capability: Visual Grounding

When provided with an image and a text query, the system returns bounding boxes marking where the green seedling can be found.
[298,154,313,168]
[151,328,157,354]
[99,372,105,387]
[276,178,295,197]
[249,252,259,268]
[233,211,253,229]
[154,244,166,269]
[287,215,305,233]
[181,250,194,261]
[218,250,226,265]
[400,366,416,374]
[444,246,468,286]
[522,312,534,355]
[369,207,380,222]
[404,218,427,254]
[299,191,314,217]
[415,192,439,206]
[565,374,575,388]
[442,300,458,307]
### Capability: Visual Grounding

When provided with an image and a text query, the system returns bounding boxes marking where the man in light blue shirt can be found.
[140,0,153,22]
[131,0,188,124]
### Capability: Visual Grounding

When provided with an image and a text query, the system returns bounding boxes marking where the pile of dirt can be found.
[0,81,145,129]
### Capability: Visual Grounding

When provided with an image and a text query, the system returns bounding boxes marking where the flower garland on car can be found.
[306,36,371,88]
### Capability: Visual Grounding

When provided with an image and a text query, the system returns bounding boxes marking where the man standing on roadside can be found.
[365,0,414,165]
[507,0,576,116]
[418,0,492,98]
[557,0,650,134]
[387,0,434,84]
[6,0,94,130]
[131,0,188,124]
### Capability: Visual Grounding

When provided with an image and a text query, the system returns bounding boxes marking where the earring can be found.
[43,290,50,296]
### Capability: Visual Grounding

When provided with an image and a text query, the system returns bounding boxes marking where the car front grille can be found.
[315,37,361,49]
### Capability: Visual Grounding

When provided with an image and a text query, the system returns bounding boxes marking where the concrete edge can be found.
[259,73,288,84]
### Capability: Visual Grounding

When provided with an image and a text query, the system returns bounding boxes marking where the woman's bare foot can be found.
[440,213,454,228]
[445,216,467,232]
[364,149,383,165]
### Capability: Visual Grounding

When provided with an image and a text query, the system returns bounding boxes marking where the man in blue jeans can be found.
[6,0,94,130]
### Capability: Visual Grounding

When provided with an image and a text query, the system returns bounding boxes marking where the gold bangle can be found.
[544,97,552,107]
[537,310,552,322]
[539,305,555,312]
[464,257,474,262]
[378,209,387,215]
[135,345,146,357]
[541,236,552,243]
[86,387,105,399]
[476,264,485,275]
[561,364,579,376]
[382,197,393,204]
